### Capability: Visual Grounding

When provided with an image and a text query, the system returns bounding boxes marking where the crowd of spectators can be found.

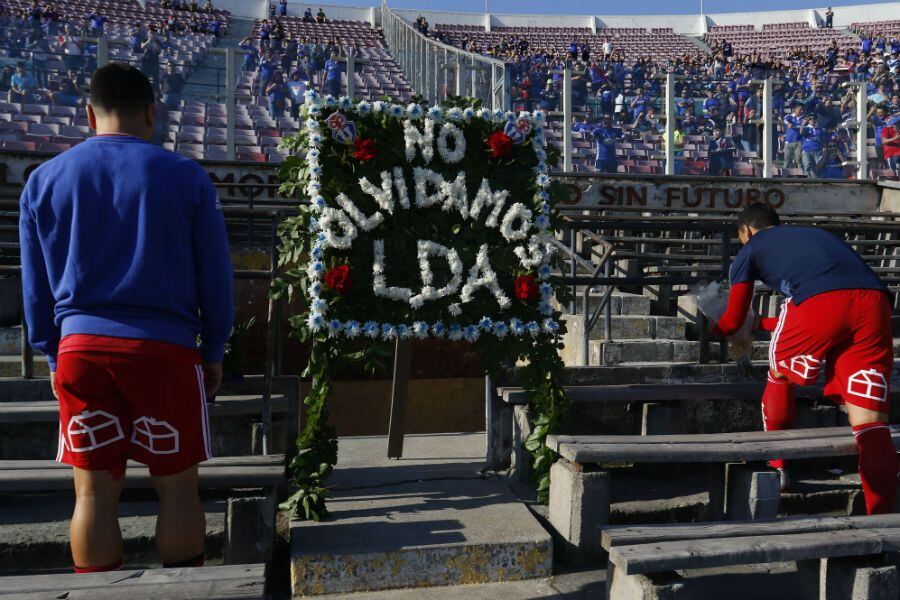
[430,22,900,178]
[244,12,364,120]
[0,1,225,110]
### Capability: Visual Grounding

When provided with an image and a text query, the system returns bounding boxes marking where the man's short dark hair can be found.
[90,63,154,116]
[738,203,780,230]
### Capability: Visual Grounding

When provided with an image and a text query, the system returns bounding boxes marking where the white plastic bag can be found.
[691,281,756,363]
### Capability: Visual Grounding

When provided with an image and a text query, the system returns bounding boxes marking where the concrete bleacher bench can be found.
[545,426,900,561]
[499,382,886,482]
[0,563,265,599]
[0,454,285,566]
[601,514,900,600]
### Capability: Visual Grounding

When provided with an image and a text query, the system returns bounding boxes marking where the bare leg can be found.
[71,467,124,569]
[152,465,205,563]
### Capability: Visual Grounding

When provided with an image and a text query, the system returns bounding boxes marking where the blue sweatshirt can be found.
[19,134,234,370]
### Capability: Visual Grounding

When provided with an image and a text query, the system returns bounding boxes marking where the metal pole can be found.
[664,72,675,175]
[857,84,868,180]
[563,66,572,172]
[225,47,236,161]
[762,78,774,178]
[96,36,109,69]
[455,61,463,97]
[346,54,355,99]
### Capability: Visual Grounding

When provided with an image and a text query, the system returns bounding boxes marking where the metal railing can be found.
[381,1,509,110]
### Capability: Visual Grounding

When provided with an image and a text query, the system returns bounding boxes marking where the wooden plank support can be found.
[387,338,412,459]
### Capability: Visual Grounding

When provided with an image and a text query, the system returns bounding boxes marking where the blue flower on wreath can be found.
[344,320,361,338]
[307,312,325,332]
[462,107,475,120]
[327,318,343,334]
[311,260,325,273]
[431,322,445,337]
[542,319,559,334]
[540,283,553,299]
[536,174,551,188]
[357,101,372,115]
[427,106,443,121]
[478,316,493,332]
[463,325,480,342]
[308,281,322,296]
[325,95,338,107]
[406,103,424,119]
[381,324,398,340]
[311,297,328,313]
[397,324,412,339]
[535,148,547,160]
[313,195,327,209]
[534,126,544,136]
[308,218,320,232]
[447,107,463,121]
[538,264,553,279]
[492,109,505,121]
[535,214,550,229]
[493,322,509,339]
[504,111,515,122]
[412,321,430,339]
[448,324,463,341]
[390,104,405,118]
[363,321,380,339]
[307,105,321,116]
[310,133,323,145]
[510,318,525,335]
[525,321,540,337]
[306,118,320,130]
[539,300,553,316]
[339,96,353,110]
[533,109,546,123]
[316,232,327,244]
[304,89,320,102]
[311,165,323,175]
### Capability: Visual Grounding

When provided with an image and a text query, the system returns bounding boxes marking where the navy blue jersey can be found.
[730,226,886,305]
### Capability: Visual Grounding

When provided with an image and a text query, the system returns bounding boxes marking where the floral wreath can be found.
[276,92,569,520]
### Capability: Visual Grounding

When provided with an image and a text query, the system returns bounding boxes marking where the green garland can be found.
[275,96,570,520]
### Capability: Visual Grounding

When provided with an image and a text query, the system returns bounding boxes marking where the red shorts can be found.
[770,289,894,412]
[55,334,211,476]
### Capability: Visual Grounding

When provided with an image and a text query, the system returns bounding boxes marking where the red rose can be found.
[324,264,352,294]
[353,138,377,161]
[514,274,540,301]
[487,131,514,158]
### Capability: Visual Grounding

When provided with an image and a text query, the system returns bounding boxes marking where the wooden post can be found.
[387,338,412,458]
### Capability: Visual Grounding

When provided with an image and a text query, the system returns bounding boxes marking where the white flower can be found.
[308,281,322,296]
[312,195,327,210]
[533,109,546,123]
[509,318,525,335]
[448,325,464,341]
[460,244,511,309]
[404,119,435,163]
[436,122,466,165]
[409,295,425,309]
[463,325,480,342]
[363,321,380,338]
[325,95,337,106]
[307,312,325,332]
[372,240,413,302]
[311,297,328,314]
[499,203,534,242]
[309,132,323,145]
[336,193,384,231]
[307,148,320,159]
[409,240,463,308]
[448,303,462,316]
[307,105,321,116]
[397,324,413,339]
[431,322,446,337]
[477,108,492,121]
[446,107,463,121]
[390,104,405,118]
[306,118,320,130]
[381,324,398,340]
[427,106,443,121]
[493,322,509,338]
[412,321,430,339]
[306,181,321,194]
[478,316,493,332]
[536,174,551,188]
[373,101,387,113]
[413,167,444,208]
[462,107,475,120]
[309,217,320,232]
[311,165,322,175]
[317,207,358,250]
[341,320,359,338]
[357,100,371,115]
[339,96,352,110]
[406,103,424,119]
[542,319,559,334]
[470,179,509,227]
[526,321,540,337]
[303,89,321,105]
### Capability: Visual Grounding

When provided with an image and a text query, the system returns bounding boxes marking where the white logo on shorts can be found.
[847,369,889,403]
[789,355,822,380]
[131,417,180,455]
[66,410,125,453]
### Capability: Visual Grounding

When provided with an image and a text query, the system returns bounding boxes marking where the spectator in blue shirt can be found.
[266,71,290,118]
[800,115,825,178]
[279,0,287,17]
[324,50,342,97]
[820,133,848,179]
[870,105,889,167]
[89,12,107,38]
[708,127,735,176]
[257,49,277,103]
[592,114,621,174]
[862,35,873,55]
[9,61,35,103]
[783,105,805,169]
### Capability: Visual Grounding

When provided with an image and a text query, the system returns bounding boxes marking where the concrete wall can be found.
[213,0,379,23]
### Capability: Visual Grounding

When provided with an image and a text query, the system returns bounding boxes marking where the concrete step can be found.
[563,292,652,317]
[0,493,226,574]
[0,327,20,355]
[290,433,552,596]
[590,338,699,365]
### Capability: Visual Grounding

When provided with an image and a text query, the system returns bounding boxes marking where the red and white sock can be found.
[853,422,898,515]
[762,372,795,470]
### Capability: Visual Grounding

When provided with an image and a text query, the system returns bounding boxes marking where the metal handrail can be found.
[380,1,508,110]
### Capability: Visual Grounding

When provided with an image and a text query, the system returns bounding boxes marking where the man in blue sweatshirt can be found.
[19,63,233,574]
